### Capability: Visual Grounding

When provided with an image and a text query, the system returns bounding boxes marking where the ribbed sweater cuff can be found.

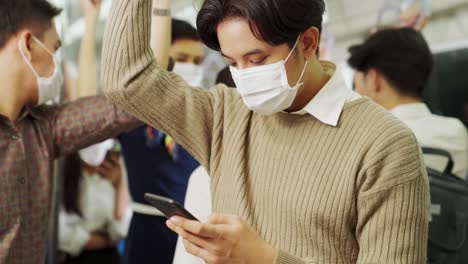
[274,249,305,264]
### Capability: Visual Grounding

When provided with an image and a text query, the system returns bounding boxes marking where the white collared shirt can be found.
[391,103,468,179]
[291,61,361,126]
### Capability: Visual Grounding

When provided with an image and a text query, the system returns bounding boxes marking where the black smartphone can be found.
[144,193,199,221]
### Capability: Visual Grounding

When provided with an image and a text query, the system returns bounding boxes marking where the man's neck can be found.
[287,59,330,112]
[0,77,25,122]
[382,91,422,111]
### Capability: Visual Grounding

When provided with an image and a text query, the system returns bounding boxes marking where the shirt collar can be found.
[291,61,351,126]
[28,107,44,120]
[390,103,432,121]
[0,107,40,126]
[17,107,43,121]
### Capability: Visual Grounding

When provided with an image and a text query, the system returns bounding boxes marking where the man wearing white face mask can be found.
[169,19,205,87]
[0,1,139,263]
[103,0,429,263]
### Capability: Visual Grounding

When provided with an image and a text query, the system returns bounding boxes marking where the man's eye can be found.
[251,57,267,65]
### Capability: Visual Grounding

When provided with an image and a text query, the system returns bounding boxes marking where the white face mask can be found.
[19,37,64,105]
[79,139,115,167]
[229,36,309,115]
[172,62,204,87]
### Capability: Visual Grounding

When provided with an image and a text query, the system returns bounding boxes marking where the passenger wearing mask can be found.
[102,0,429,263]
[170,19,205,87]
[0,0,139,262]
[118,18,201,264]
[349,28,468,179]
[59,140,132,264]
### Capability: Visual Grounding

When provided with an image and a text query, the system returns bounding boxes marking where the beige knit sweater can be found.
[102,0,429,263]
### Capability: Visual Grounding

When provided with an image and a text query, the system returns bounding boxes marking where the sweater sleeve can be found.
[355,125,429,264]
[274,250,307,264]
[101,0,224,169]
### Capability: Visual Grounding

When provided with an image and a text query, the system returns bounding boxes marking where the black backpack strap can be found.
[422,147,455,175]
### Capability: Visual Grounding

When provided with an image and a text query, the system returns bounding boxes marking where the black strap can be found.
[422,147,455,175]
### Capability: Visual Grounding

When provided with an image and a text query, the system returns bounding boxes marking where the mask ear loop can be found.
[284,35,302,63]
[32,36,59,78]
[20,37,59,80]
[284,35,309,87]
[32,36,55,56]
[18,40,40,79]
[295,60,309,87]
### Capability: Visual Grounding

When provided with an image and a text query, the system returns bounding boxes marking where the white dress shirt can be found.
[291,61,361,126]
[391,103,468,179]
[59,170,132,256]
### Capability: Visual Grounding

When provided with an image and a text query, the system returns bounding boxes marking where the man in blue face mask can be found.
[0,0,140,263]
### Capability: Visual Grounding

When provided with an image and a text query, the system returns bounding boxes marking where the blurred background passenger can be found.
[59,140,131,264]
[349,28,468,179]
[170,19,205,86]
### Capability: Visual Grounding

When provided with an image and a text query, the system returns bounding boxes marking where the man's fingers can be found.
[166,220,219,251]
[170,217,224,238]
[182,239,217,263]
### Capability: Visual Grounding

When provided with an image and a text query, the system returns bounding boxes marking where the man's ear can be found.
[17,30,34,61]
[365,69,381,96]
[301,27,320,60]
[373,70,385,94]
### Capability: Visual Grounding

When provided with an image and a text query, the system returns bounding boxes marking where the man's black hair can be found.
[196,0,325,51]
[0,0,62,49]
[172,18,200,44]
[348,28,434,97]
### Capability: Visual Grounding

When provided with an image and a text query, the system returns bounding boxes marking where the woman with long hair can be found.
[59,140,131,264]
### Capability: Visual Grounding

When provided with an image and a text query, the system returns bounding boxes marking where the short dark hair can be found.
[172,18,200,44]
[0,0,62,49]
[196,0,325,51]
[348,28,434,97]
